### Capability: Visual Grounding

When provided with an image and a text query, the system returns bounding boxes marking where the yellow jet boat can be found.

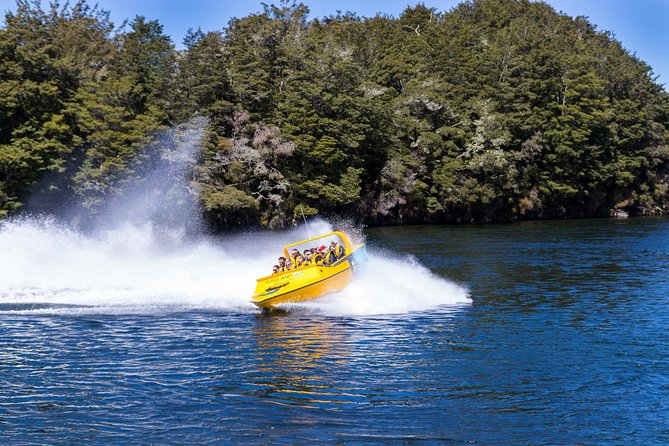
[251,231,367,310]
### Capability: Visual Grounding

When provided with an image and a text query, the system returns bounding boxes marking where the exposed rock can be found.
[610,209,629,219]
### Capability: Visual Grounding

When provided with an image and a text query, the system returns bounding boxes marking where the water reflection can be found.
[252,314,351,409]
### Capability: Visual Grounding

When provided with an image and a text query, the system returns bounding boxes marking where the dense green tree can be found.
[277,19,390,213]
[172,29,234,134]
[1,0,668,227]
[70,15,176,213]
[0,1,114,215]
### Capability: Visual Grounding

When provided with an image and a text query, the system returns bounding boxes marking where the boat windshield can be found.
[284,233,347,257]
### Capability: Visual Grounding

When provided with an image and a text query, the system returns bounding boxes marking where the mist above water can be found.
[0,118,470,316]
[87,116,209,233]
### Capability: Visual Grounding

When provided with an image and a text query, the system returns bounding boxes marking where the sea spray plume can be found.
[0,215,470,315]
[51,116,208,232]
[85,116,210,233]
[0,216,260,312]
[314,251,471,316]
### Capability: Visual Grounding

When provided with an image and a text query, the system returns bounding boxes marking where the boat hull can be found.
[252,267,354,308]
[251,246,366,309]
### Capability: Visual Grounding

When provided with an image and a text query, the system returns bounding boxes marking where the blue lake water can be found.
[1,217,668,444]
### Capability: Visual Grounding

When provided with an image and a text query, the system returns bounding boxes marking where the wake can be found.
[0,217,470,316]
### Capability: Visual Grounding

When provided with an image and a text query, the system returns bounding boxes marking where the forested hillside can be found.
[1,0,668,228]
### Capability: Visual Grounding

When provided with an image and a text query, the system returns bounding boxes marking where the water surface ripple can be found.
[2,217,668,444]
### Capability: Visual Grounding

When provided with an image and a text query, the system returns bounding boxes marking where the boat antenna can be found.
[300,205,312,239]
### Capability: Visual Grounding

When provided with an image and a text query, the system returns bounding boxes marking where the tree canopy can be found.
[1,0,668,227]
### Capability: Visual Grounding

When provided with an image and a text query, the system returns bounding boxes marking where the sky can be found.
[1,0,667,87]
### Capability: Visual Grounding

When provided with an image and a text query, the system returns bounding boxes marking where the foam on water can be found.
[0,217,470,316]
[0,217,250,312]
[308,255,470,315]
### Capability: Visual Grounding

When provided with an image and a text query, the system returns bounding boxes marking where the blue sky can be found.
[1,0,667,87]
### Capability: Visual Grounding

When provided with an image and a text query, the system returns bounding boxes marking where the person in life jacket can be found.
[312,247,324,265]
[272,265,280,274]
[303,249,314,265]
[330,241,346,260]
[289,248,300,264]
[295,255,306,268]
[323,242,338,265]
[277,256,287,272]
[284,259,294,271]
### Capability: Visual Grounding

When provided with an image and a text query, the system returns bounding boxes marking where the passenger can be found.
[290,248,300,263]
[272,265,280,274]
[295,255,305,268]
[277,256,287,271]
[313,247,324,265]
[330,241,346,259]
[303,249,314,265]
[323,245,337,265]
[285,260,294,271]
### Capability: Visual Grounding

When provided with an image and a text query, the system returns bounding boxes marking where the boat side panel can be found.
[252,267,354,308]
[254,264,325,295]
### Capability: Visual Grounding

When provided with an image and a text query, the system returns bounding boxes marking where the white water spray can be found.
[0,119,470,316]
[0,217,470,316]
